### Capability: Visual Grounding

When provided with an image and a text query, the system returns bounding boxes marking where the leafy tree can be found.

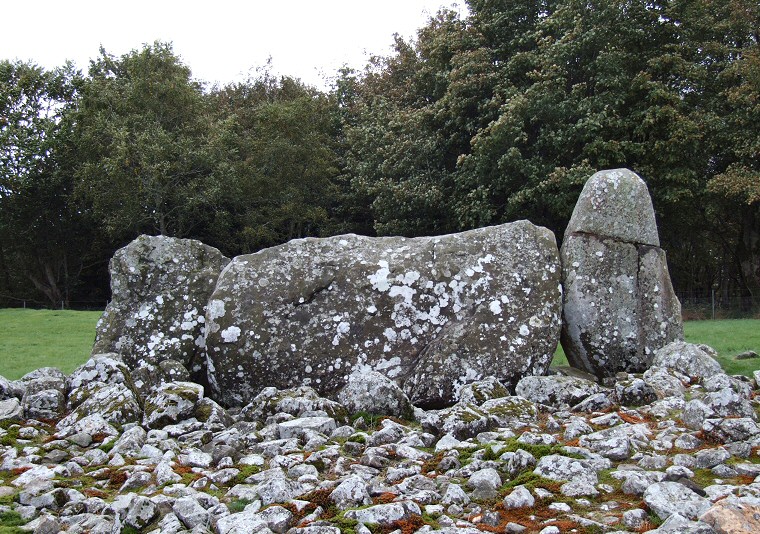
[206,69,343,253]
[0,60,91,306]
[342,0,760,297]
[73,42,216,241]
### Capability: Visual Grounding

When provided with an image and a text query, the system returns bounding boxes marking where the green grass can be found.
[0,309,757,380]
[683,319,760,376]
[0,309,102,380]
[551,319,760,377]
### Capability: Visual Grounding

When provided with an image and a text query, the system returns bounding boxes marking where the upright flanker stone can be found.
[92,235,229,379]
[561,169,683,378]
[205,221,562,408]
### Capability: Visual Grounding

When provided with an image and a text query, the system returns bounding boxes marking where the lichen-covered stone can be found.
[16,367,67,398]
[480,396,538,429]
[205,221,562,408]
[515,375,605,409]
[22,389,65,420]
[651,342,723,382]
[0,398,23,422]
[643,481,711,520]
[456,377,509,405]
[0,375,23,400]
[420,402,491,439]
[57,383,141,432]
[240,386,348,424]
[67,354,133,393]
[142,381,204,429]
[92,235,229,378]
[130,359,192,398]
[565,168,660,246]
[337,370,413,419]
[561,169,683,378]
[614,378,657,407]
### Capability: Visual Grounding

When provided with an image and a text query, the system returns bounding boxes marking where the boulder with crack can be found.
[560,169,683,378]
[205,221,561,408]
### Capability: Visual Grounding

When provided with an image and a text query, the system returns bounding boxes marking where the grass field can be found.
[552,319,760,376]
[0,309,102,380]
[0,308,758,380]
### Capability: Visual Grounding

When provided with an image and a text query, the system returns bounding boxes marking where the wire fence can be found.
[3,292,759,320]
[0,295,108,311]
[677,291,760,320]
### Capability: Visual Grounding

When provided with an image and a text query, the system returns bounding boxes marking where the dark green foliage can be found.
[227,498,254,513]
[342,0,760,299]
[0,510,26,527]
[1,1,759,306]
[205,66,345,254]
[0,59,95,307]
[501,471,562,493]
[0,426,19,446]
[499,437,584,460]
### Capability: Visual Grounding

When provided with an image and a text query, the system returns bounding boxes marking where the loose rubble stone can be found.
[651,341,723,382]
[330,475,372,509]
[277,417,336,440]
[142,381,204,429]
[503,485,535,508]
[337,370,413,419]
[515,375,604,408]
[241,386,348,424]
[123,495,159,530]
[561,168,683,378]
[456,377,509,405]
[0,398,23,422]
[643,481,712,520]
[205,221,562,408]
[343,501,422,525]
[700,495,760,533]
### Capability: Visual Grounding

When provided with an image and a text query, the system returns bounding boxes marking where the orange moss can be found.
[545,519,584,530]
[373,492,398,505]
[91,432,110,443]
[422,451,445,475]
[387,514,426,534]
[636,520,659,532]
[108,470,127,487]
[735,474,756,485]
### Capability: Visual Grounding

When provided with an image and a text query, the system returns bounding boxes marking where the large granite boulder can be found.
[561,169,683,378]
[205,221,562,408]
[92,235,229,379]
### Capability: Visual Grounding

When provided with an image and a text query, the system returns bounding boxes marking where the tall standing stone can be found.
[560,169,683,378]
[205,221,562,408]
[92,235,229,379]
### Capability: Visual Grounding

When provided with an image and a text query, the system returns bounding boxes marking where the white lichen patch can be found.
[208,300,226,320]
[221,326,241,343]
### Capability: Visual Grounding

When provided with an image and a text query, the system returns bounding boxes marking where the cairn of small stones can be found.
[0,169,758,534]
[1,346,759,533]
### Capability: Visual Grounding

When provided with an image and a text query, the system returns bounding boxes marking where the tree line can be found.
[1,0,758,309]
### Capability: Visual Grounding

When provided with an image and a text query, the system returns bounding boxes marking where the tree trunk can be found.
[27,258,63,307]
[737,204,760,311]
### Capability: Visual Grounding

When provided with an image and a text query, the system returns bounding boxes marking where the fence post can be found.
[711,289,715,320]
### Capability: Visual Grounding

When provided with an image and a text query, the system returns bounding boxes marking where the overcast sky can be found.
[1,0,467,90]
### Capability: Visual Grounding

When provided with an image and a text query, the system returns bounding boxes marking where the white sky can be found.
[1,0,468,90]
